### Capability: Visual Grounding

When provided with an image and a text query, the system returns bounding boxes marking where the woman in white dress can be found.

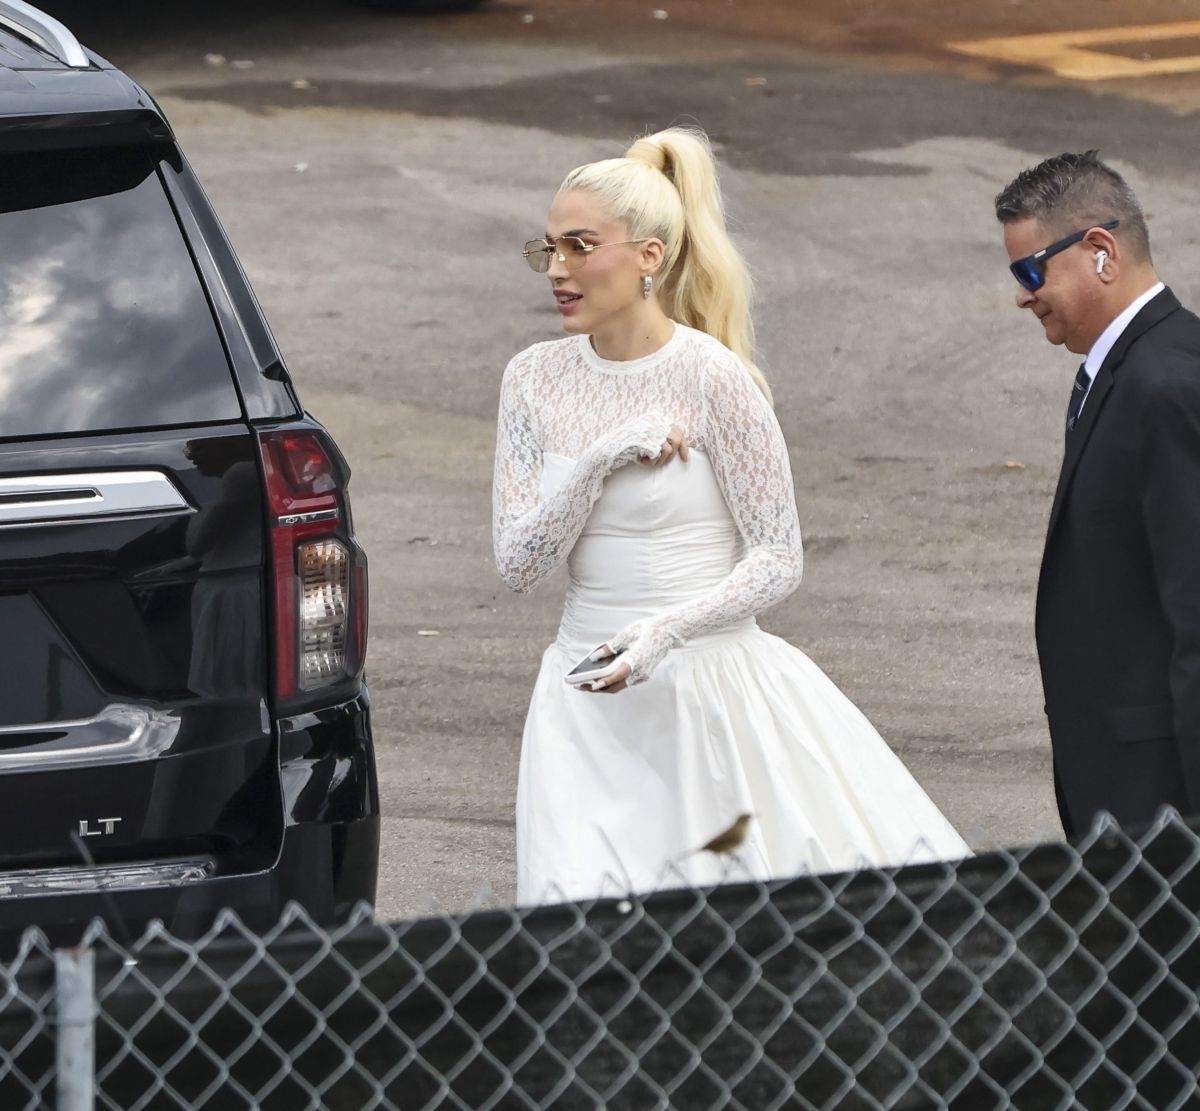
[493,127,967,905]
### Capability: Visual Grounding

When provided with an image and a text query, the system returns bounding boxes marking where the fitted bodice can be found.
[541,450,751,654]
[494,324,803,684]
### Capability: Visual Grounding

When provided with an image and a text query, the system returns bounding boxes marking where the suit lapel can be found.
[1045,288,1181,542]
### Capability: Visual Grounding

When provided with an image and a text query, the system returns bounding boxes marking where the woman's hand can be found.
[639,424,689,468]
[573,618,672,693]
[575,647,632,695]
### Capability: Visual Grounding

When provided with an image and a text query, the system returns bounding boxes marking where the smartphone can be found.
[564,643,622,686]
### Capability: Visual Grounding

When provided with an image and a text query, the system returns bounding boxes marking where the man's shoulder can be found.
[1138,286,1200,330]
[1162,299,1200,341]
[1148,287,1200,332]
[1119,316,1200,412]
[1123,291,1200,372]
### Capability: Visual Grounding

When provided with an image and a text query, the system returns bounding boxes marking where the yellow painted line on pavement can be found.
[948,20,1200,80]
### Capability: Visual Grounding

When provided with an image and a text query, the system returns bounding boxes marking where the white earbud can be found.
[1094,250,1109,274]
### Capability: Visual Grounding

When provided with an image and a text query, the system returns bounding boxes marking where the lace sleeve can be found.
[609,351,804,683]
[492,358,674,593]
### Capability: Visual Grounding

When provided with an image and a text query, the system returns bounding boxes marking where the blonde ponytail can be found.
[559,127,770,403]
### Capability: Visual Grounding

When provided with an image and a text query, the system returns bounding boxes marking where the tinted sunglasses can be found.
[522,235,650,273]
[1009,219,1119,292]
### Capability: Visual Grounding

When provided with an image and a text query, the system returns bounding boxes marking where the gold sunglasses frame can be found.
[522,236,652,273]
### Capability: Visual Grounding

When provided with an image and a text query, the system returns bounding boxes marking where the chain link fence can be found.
[0,810,1198,1109]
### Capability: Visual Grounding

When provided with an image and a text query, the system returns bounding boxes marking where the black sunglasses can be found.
[1009,219,1120,292]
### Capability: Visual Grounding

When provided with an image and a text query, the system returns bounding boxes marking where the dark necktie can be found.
[1066,363,1090,435]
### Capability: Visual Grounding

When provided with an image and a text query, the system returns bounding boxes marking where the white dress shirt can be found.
[1078,281,1165,414]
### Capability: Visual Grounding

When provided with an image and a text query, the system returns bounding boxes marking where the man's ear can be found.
[1085,227,1119,283]
[1084,226,1119,260]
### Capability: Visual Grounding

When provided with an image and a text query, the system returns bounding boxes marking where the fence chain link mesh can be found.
[0,810,1197,1109]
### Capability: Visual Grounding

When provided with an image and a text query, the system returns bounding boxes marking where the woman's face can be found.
[543,190,649,337]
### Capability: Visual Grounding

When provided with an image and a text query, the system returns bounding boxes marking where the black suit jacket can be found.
[1038,287,1200,835]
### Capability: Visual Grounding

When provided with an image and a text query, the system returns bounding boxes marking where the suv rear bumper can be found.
[0,689,380,953]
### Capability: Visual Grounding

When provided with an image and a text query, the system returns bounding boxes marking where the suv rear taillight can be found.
[258,430,367,706]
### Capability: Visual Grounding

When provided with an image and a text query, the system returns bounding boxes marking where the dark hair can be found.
[994,150,1151,263]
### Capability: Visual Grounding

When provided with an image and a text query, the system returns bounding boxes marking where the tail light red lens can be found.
[260,431,340,525]
[258,429,367,705]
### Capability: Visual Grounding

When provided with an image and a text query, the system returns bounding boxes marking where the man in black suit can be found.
[996,151,1200,836]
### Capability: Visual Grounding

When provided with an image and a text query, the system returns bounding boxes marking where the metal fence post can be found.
[54,947,95,1111]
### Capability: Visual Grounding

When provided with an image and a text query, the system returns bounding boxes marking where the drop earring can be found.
[642,275,653,299]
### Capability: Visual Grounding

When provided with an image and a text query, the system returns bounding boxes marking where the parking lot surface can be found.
[44,0,1200,916]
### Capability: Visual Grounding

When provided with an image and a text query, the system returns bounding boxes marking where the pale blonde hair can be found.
[559,127,769,403]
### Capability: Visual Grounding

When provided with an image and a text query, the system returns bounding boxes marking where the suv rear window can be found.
[0,146,240,440]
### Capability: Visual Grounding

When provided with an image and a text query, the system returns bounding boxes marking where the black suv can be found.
[0,2,378,946]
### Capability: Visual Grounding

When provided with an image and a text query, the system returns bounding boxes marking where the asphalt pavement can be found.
[42,0,1200,917]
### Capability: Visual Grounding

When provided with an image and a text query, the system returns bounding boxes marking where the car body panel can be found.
[0,9,378,943]
[0,428,276,869]
[162,158,304,423]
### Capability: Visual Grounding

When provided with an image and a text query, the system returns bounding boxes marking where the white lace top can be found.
[492,324,804,684]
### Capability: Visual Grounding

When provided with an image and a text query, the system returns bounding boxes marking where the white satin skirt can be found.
[516,622,969,905]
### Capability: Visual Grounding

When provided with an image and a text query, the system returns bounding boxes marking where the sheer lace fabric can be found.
[492,325,803,683]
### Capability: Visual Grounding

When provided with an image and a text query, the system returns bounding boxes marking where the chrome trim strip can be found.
[277,508,339,527]
[0,471,190,527]
[0,0,89,68]
[0,704,180,772]
[0,857,215,898]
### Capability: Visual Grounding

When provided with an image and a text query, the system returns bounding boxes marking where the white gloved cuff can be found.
[608,617,680,686]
